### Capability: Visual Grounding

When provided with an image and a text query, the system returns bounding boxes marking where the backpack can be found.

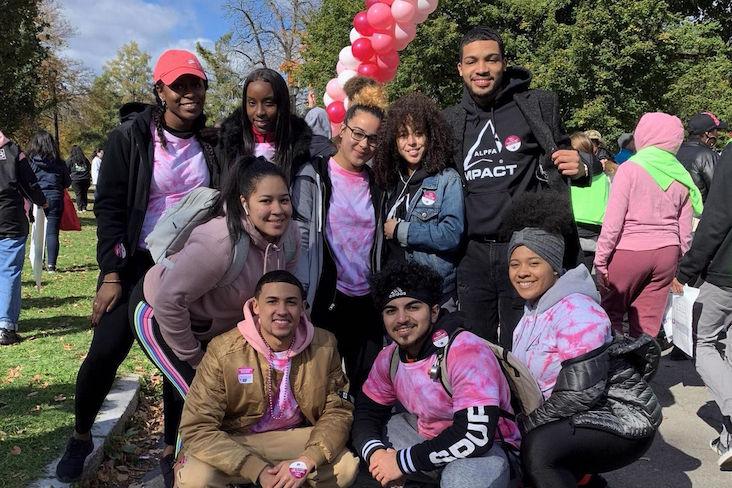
[389,327,543,421]
[145,187,297,287]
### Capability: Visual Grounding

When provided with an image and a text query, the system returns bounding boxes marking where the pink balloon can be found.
[353,11,374,36]
[394,22,416,50]
[412,8,430,23]
[376,50,400,71]
[371,31,395,54]
[381,68,398,83]
[416,0,439,15]
[358,62,381,79]
[336,61,346,74]
[331,122,341,137]
[366,0,380,6]
[352,38,375,62]
[326,78,346,101]
[367,3,394,31]
[327,101,347,124]
[392,0,416,23]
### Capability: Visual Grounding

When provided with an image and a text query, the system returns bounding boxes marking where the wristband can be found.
[102,280,122,284]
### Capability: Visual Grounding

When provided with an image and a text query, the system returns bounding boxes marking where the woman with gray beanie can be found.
[502,192,661,488]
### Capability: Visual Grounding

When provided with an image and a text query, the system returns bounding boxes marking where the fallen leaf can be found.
[4,366,22,383]
[0,400,6,407]
[54,395,66,402]
[97,472,109,483]
[35,405,41,411]
[116,465,129,473]
[63,343,71,351]
[42,446,50,451]
[10,446,21,455]
[117,473,129,481]
[26,391,38,398]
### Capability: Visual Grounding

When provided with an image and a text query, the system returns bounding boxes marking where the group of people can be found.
[0,22,721,488]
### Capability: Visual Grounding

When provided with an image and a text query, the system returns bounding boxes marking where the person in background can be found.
[305,91,335,159]
[26,130,71,273]
[0,129,47,345]
[585,130,615,164]
[175,271,358,488]
[91,148,103,186]
[503,191,659,488]
[292,84,387,399]
[672,141,732,469]
[218,68,312,184]
[66,145,92,212]
[129,158,300,471]
[373,92,465,309]
[56,49,220,485]
[595,113,699,338]
[614,133,634,164]
[569,132,610,273]
[443,26,592,349]
[676,112,726,203]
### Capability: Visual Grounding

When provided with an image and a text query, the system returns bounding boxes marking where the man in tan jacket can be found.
[175,270,358,488]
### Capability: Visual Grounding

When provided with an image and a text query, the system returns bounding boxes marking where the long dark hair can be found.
[373,93,455,188]
[207,156,289,248]
[26,130,59,161]
[240,68,295,183]
[151,82,217,168]
[67,145,89,167]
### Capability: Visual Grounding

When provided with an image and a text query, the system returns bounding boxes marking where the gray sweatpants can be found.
[384,413,519,488]
[694,281,732,443]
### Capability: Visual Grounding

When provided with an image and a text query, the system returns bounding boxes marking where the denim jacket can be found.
[389,167,465,293]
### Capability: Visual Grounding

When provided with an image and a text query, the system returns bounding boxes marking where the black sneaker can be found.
[161,453,175,488]
[55,435,94,482]
[0,329,22,345]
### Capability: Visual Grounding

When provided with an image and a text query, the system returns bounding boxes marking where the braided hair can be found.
[151,84,217,167]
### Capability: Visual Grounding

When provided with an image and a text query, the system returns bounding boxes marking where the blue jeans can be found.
[44,197,63,266]
[0,236,28,331]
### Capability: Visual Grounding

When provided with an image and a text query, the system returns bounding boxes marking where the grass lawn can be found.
[0,192,154,488]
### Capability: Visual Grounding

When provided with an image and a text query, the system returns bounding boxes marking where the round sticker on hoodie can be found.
[505,135,522,152]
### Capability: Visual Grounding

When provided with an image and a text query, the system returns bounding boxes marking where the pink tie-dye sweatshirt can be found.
[512,266,612,398]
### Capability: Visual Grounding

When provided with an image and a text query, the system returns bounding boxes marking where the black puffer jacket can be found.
[521,333,662,439]
[675,140,718,203]
[217,107,312,184]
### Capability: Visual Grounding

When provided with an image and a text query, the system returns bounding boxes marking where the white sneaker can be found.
[710,437,732,469]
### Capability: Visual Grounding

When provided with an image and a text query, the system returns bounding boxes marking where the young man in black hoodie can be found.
[673,143,732,469]
[444,27,592,349]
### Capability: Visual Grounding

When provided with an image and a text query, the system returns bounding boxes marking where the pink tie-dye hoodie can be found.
[512,266,612,398]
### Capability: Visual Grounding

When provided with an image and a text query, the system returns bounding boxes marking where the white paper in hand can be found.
[669,285,700,357]
[29,205,46,292]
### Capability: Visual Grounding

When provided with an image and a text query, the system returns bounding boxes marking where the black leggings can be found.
[129,280,204,446]
[521,418,655,488]
[71,179,91,211]
[311,291,382,400]
[74,251,153,434]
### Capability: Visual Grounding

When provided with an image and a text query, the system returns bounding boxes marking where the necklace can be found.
[258,329,295,419]
[388,170,416,220]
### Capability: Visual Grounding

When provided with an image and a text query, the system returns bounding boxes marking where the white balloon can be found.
[339,46,360,70]
[323,93,335,107]
[338,69,358,89]
[343,96,350,110]
[417,0,439,15]
[350,27,363,44]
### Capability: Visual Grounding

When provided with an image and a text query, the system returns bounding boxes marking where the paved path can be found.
[133,351,732,487]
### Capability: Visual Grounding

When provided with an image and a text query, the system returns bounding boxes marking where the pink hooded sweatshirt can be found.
[143,215,300,367]
[594,113,693,275]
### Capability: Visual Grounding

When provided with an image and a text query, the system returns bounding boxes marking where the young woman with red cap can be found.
[56,50,220,485]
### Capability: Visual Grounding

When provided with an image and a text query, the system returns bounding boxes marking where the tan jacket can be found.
[178,326,353,482]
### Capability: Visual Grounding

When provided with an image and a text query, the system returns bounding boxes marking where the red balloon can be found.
[353,11,374,36]
[358,62,381,79]
[351,38,375,62]
[376,50,400,71]
[327,101,347,124]
[380,68,398,83]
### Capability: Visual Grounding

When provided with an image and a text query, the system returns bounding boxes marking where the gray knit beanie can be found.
[508,228,565,272]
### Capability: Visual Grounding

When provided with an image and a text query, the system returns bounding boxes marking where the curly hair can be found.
[373,93,456,188]
[370,261,443,309]
[343,76,380,101]
[343,81,388,126]
[500,191,575,240]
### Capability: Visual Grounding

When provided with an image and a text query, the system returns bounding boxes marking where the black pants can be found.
[74,251,154,434]
[129,280,204,446]
[71,179,91,211]
[457,240,524,350]
[521,418,655,488]
[311,291,382,399]
[43,197,64,267]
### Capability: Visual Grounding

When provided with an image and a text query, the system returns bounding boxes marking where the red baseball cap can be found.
[153,50,207,85]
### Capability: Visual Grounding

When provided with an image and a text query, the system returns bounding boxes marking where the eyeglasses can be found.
[344,123,378,147]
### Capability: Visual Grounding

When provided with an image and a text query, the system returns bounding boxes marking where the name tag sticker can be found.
[238,367,254,384]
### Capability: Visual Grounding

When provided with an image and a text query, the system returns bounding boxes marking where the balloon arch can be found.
[323,0,440,135]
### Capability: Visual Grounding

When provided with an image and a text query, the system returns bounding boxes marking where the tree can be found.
[196,33,244,121]
[103,41,154,105]
[0,0,47,136]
